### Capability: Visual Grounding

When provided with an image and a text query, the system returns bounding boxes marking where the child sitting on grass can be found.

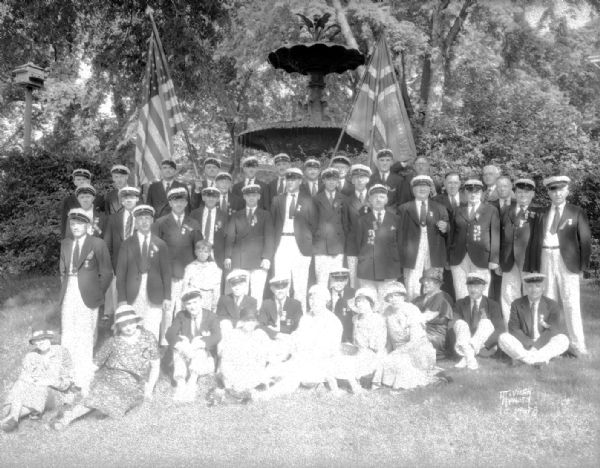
[1,327,74,433]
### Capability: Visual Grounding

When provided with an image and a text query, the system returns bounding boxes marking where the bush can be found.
[0,148,113,278]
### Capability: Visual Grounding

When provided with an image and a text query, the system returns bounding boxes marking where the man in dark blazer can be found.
[190,157,221,210]
[265,153,291,211]
[104,164,131,215]
[448,178,500,300]
[102,186,140,317]
[116,204,172,342]
[398,175,449,300]
[452,272,505,370]
[356,184,402,298]
[59,208,113,392]
[224,184,275,307]
[498,178,539,324]
[368,148,411,209]
[328,269,355,343]
[344,164,372,289]
[330,154,354,196]
[190,186,228,270]
[258,276,302,337]
[433,171,467,302]
[231,156,268,210]
[271,167,317,311]
[498,273,569,365]
[313,167,347,285]
[60,168,105,238]
[145,160,189,218]
[152,186,202,340]
[527,175,591,357]
[300,158,323,198]
[166,289,221,400]
[215,171,244,218]
[216,270,258,330]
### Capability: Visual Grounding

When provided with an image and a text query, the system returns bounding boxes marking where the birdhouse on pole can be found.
[12,62,47,150]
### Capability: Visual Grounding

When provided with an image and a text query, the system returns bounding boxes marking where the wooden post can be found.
[23,86,33,150]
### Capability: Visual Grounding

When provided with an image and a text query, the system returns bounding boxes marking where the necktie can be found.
[289,193,296,219]
[377,211,383,227]
[468,205,475,220]
[311,183,317,196]
[278,178,284,195]
[71,240,80,274]
[519,205,527,219]
[530,301,540,340]
[549,206,560,234]
[177,216,182,229]
[125,212,133,239]
[328,192,334,206]
[451,196,458,209]
[165,182,171,193]
[358,192,365,205]
[382,173,387,183]
[204,208,212,240]
[220,195,227,212]
[141,235,149,273]
[471,300,478,321]
[419,201,427,226]
[247,208,253,224]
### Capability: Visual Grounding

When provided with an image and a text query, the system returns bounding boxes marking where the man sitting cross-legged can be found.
[498,273,569,366]
[452,272,505,370]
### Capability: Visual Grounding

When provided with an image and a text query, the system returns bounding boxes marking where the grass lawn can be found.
[1,275,599,467]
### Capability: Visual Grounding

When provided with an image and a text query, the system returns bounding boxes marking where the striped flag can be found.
[134,23,184,185]
[344,35,416,165]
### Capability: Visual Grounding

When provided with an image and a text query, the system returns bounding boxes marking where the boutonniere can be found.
[429,211,433,218]
[518,219,526,228]
[333,201,339,209]
[183,223,193,232]
[558,219,571,231]
[386,185,396,192]
[92,218,102,235]
[296,204,302,213]
[539,316,550,329]
[149,244,159,258]
[361,206,370,215]
[390,225,396,231]
[201,330,211,337]
[86,251,94,261]
[250,215,257,227]
[367,229,376,245]
[215,221,222,231]
[474,212,480,221]
[228,208,233,216]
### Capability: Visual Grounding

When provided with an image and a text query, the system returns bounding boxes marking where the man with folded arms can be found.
[498,273,569,365]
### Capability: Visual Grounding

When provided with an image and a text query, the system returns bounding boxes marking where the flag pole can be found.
[145,6,200,179]
[331,56,371,160]
[366,37,384,171]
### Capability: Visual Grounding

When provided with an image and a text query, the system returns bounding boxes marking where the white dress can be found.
[182,260,223,311]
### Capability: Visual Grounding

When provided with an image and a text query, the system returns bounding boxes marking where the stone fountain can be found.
[236,13,365,160]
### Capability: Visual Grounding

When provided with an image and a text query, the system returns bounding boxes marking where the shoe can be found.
[478,346,497,358]
[454,357,468,368]
[1,417,18,433]
[466,356,479,370]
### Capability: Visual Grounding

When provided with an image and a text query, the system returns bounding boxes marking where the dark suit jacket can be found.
[490,198,516,220]
[398,199,449,269]
[146,179,189,218]
[313,191,347,256]
[527,203,591,274]
[231,180,268,210]
[265,177,287,212]
[151,214,202,279]
[448,203,500,268]
[299,179,324,198]
[343,192,371,257]
[258,297,303,336]
[271,192,316,256]
[189,206,228,268]
[165,308,221,350]
[330,286,355,343]
[356,210,402,281]
[104,188,122,216]
[190,178,217,210]
[216,190,245,218]
[453,295,504,349]
[216,294,257,326]
[59,236,113,309]
[508,296,565,350]
[225,208,275,269]
[337,178,354,197]
[369,171,414,207]
[116,234,172,305]
[432,192,467,217]
[499,205,541,272]
[103,210,132,272]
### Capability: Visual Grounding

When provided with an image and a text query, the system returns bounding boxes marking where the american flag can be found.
[134,23,184,185]
[344,35,416,166]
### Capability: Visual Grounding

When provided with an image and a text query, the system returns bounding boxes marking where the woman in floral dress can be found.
[52,306,159,429]
[334,288,387,394]
[373,282,440,390]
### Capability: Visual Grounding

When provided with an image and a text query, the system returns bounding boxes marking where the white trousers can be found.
[500,264,523,326]
[61,278,98,394]
[498,333,569,363]
[315,254,344,286]
[346,256,358,289]
[451,255,491,300]
[248,268,268,309]
[454,319,494,356]
[173,348,215,381]
[103,276,118,316]
[541,248,586,353]
[274,236,312,312]
[403,227,431,301]
[132,274,162,343]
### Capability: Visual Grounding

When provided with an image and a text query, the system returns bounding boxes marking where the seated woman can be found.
[373,282,442,390]
[214,307,274,403]
[412,268,454,358]
[52,306,159,430]
[334,288,387,394]
[1,327,73,433]
[182,240,223,312]
[166,289,221,402]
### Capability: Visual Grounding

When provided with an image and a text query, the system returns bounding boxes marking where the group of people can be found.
[1,148,591,432]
